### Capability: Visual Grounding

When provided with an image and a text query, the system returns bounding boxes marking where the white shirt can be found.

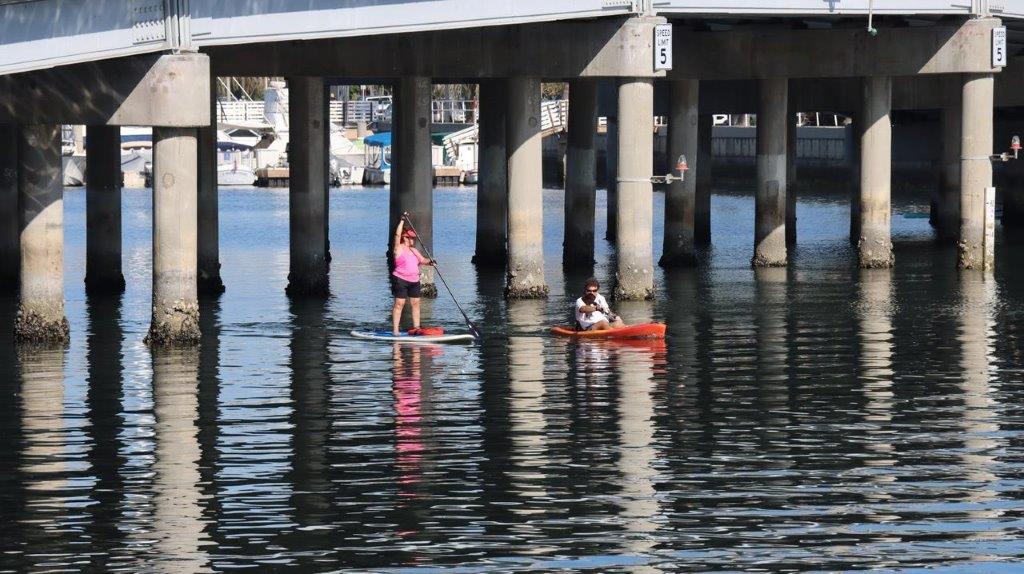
[575,293,611,329]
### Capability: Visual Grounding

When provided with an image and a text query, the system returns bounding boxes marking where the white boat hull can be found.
[218,166,257,186]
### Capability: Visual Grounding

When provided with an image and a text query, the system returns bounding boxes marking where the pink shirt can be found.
[393,246,422,282]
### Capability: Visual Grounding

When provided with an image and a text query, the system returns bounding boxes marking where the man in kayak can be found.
[392,213,435,336]
[574,279,627,331]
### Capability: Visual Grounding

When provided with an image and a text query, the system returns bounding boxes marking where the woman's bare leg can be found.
[410,297,421,329]
[392,298,406,335]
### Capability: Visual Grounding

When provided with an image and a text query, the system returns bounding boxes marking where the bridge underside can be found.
[0,9,1022,344]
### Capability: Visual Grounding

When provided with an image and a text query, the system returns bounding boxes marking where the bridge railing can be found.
[216,101,266,124]
[541,99,568,137]
[215,97,578,131]
[330,101,375,127]
[432,100,477,124]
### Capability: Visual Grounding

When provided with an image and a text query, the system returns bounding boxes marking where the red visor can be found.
[402,229,417,239]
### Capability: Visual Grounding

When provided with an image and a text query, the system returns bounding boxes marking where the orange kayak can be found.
[550,322,666,339]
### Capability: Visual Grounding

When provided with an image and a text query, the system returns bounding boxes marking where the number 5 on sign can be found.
[654,24,672,71]
[993,26,1007,67]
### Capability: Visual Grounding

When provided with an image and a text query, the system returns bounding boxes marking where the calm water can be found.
[1,184,1023,572]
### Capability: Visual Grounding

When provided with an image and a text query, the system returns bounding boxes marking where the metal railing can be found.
[216,100,267,123]
[216,98,572,129]
[431,100,476,123]
[540,99,568,136]
[330,101,375,126]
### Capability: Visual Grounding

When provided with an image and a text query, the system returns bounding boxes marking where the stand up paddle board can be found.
[550,322,666,340]
[351,330,476,344]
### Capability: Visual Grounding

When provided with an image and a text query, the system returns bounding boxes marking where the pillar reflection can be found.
[18,346,66,518]
[856,268,897,515]
[150,348,210,572]
[474,267,518,537]
[285,297,335,560]
[614,341,666,573]
[506,299,550,528]
[196,297,223,535]
[956,273,1001,526]
[85,294,128,557]
[662,268,701,378]
[0,295,22,556]
[754,268,789,426]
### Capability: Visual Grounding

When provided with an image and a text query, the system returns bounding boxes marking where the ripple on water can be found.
[0,186,1022,571]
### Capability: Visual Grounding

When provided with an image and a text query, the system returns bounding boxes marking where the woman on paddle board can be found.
[391,213,435,335]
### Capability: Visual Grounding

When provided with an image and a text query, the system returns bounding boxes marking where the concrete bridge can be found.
[1,0,1024,345]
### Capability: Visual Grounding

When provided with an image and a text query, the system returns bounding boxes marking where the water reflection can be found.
[196,298,223,557]
[754,268,790,432]
[391,341,442,545]
[287,298,332,538]
[858,269,897,471]
[150,347,210,572]
[85,295,128,566]
[856,268,898,529]
[505,299,551,528]
[0,186,1023,570]
[0,295,21,561]
[17,346,66,564]
[614,340,667,573]
[955,274,1002,529]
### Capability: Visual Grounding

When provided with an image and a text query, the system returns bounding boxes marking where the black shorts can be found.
[391,276,422,298]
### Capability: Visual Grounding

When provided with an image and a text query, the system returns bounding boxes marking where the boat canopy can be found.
[364,132,391,147]
[217,140,253,151]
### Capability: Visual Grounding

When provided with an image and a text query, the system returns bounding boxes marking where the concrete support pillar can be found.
[473,79,507,267]
[286,76,329,297]
[505,76,548,299]
[84,125,125,294]
[786,97,797,245]
[0,125,17,291]
[934,105,962,242]
[564,79,598,268]
[198,78,224,295]
[752,79,788,268]
[858,76,894,269]
[147,127,200,345]
[850,103,864,245]
[695,113,713,245]
[959,73,995,270]
[605,83,619,242]
[391,76,436,297]
[614,78,655,300]
[661,79,699,267]
[15,124,69,344]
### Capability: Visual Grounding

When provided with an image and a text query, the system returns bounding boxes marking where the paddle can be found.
[401,213,482,340]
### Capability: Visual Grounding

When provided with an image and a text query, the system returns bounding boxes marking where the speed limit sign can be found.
[654,24,673,71]
[993,26,1007,67]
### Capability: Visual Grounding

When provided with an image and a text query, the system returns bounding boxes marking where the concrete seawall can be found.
[542,122,943,187]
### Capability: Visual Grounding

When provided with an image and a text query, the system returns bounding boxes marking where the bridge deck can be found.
[1,0,1023,76]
